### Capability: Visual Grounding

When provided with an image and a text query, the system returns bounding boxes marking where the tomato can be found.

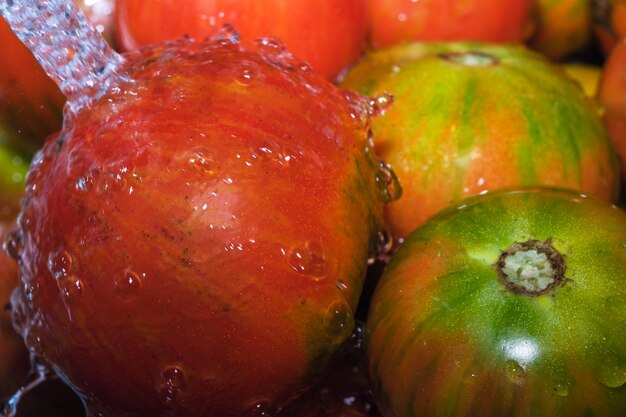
[365,0,536,49]
[592,0,626,55]
[115,0,367,81]
[367,188,626,417]
[598,39,626,179]
[10,34,386,417]
[530,0,592,60]
[341,42,620,239]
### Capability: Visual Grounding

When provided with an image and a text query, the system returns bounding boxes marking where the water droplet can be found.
[23,281,39,302]
[101,172,128,193]
[212,23,240,45]
[161,364,187,388]
[369,92,394,116]
[235,61,257,86]
[368,229,394,265]
[244,399,272,417]
[114,270,142,300]
[289,240,330,280]
[188,148,217,175]
[598,360,626,388]
[504,360,525,385]
[336,280,349,291]
[3,229,22,260]
[48,250,73,279]
[375,161,402,203]
[61,275,83,301]
[25,330,45,358]
[324,300,354,342]
[553,383,570,397]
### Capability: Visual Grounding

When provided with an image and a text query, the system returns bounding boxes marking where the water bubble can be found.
[23,281,39,302]
[235,61,258,86]
[114,270,142,300]
[61,275,83,301]
[48,250,73,279]
[369,92,394,116]
[289,240,330,280]
[553,383,570,397]
[244,399,272,417]
[3,229,22,260]
[375,161,402,203]
[161,364,187,388]
[188,148,217,175]
[597,360,626,388]
[324,300,354,342]
[24,330,45,358]
[504,360,525,385]
[101,172,128,193]
[368,229,394,265]
[213,23,240,45]
[157,382,182,407]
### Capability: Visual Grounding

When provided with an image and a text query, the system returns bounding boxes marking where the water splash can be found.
[0,0,126,117]
[0,357,56,417]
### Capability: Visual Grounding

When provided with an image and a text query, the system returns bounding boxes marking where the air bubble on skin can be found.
[336,280,349,291]
[235,61,258,86]
[48,250,73,279]
[504,360,526,385]
[114,270,142,300]
[188,148,217,175]
[61,275,83,302]
[324,300,354,342]
[157,382,182,407]
[368,229,394,265]
[375,161,402,203]
[244,399,272,417]
[289,240,330,281]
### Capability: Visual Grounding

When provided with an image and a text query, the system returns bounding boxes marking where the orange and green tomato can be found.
[367,188,626,417]
[365,0,537,49]
[598,39,626,179]
[529,0,592,61]
[341,42,620,239]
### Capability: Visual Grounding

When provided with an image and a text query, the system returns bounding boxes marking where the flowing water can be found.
[0,0,126,118]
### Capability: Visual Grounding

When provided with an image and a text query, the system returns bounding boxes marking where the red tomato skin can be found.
[115,0,368,81]
[366,0,537,48]
[10,36,385,417]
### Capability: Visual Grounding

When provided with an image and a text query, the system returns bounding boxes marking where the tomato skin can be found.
[367,188,626,417]
[365,0,536,48]
[10,36,385,417]
[115,0,368,81]
[598,39,626,179]
[341,42,619,238]
[530,0,592,60]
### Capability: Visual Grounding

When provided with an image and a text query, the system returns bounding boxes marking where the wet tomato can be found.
[115,0,367,81]
[367,188,626,417]
[341,42,619,239]
[365,0,536,49]
[598,39,626,179]
[9,33,387,417]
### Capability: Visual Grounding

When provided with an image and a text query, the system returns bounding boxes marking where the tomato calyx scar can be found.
[494,239,567,297]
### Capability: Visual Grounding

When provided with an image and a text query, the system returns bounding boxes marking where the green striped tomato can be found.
[340,42,620,239]
[367,188,626,417]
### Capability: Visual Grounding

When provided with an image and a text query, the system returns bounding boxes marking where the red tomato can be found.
[115,0,368,80]
[598,39,626,179]
[366,0,537,48]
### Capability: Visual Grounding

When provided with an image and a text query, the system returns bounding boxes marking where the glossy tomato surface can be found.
[116,0,367,80]
[10,33,386,417]
[598,39,626,178]
[341,42,619,238]
[365,0,536,48]
[367,188,626,417]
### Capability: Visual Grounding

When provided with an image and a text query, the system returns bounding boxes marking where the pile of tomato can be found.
[0,1,625,416]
